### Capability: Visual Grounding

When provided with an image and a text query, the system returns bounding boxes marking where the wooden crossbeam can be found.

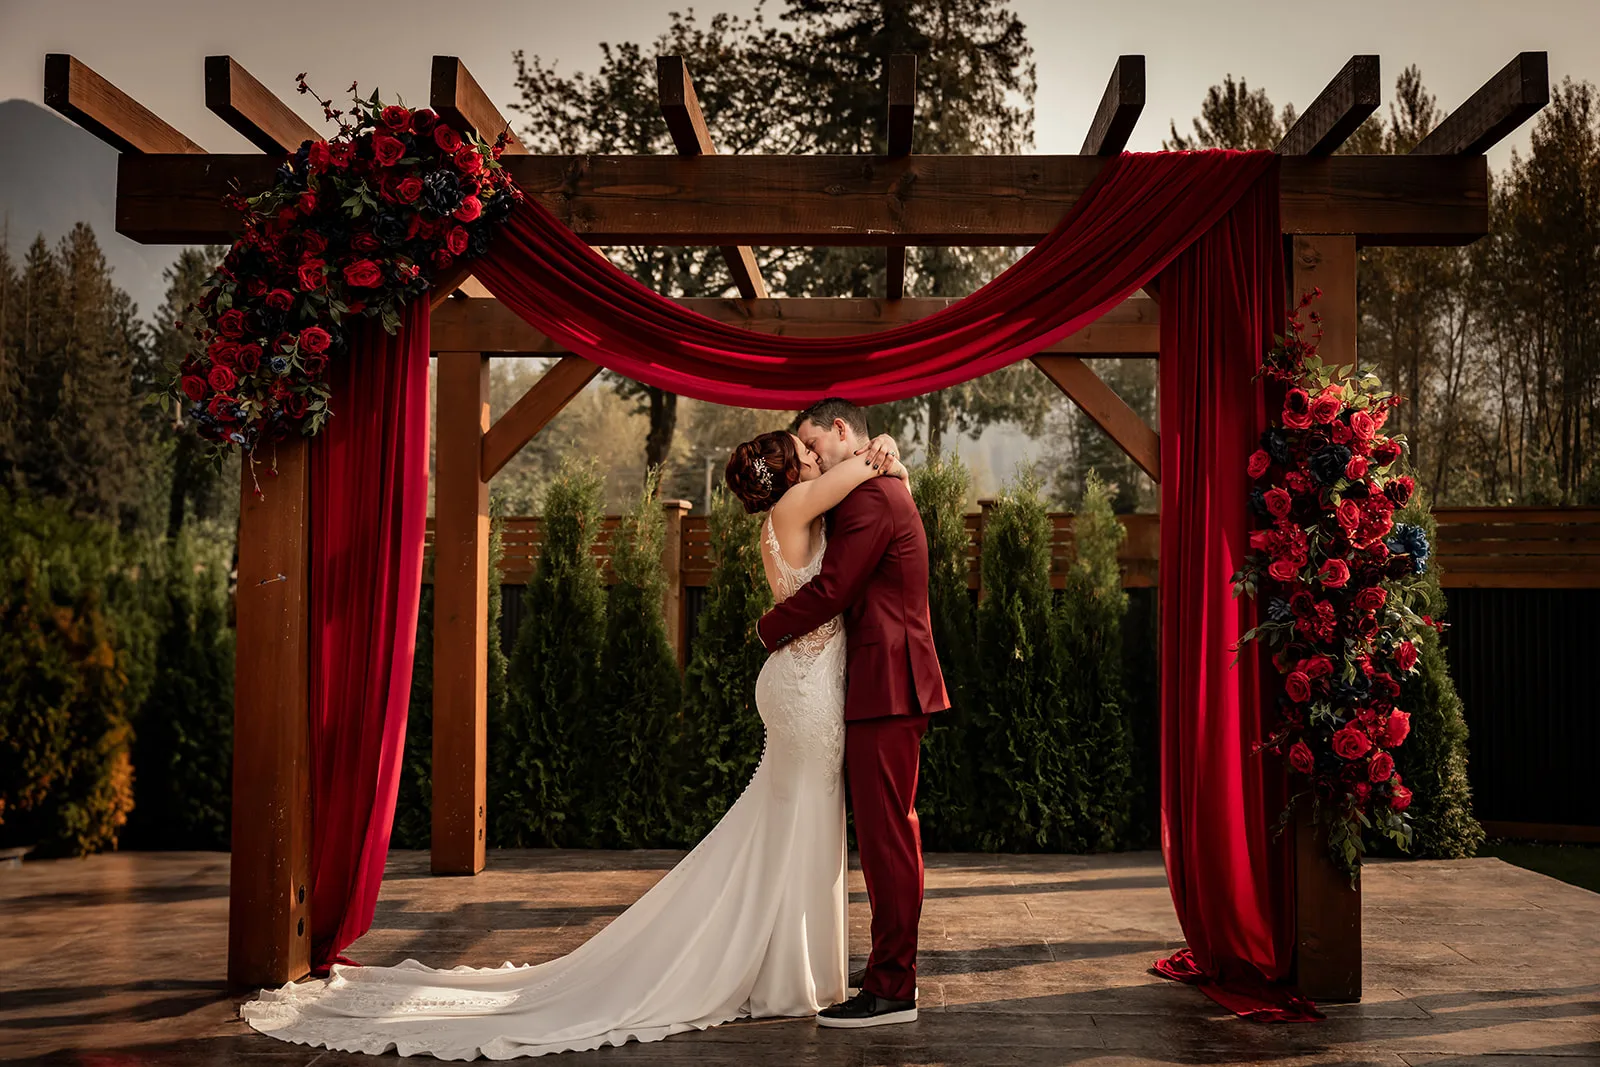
[44,54,204,154]
[205,56,318,154]
[481,357,602,480]
[657,56,767,300]
[1080,56,1145,155]
[1412,52,1549,156]
[1277,56,1380,156]
[430,56,528,154]
[1032,355,1160,482]
[114,153,1490,246]
[885,54,917,300]
[430,294,1160,355]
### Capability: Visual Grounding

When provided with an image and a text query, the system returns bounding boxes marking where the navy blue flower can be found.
[1267,597,1294,622]
[1261,428,1292,466]
[1385,522,1430,574]
[1249,484,1271,519]
[374,212,409,247]
[424,170,463,215]
[269,356,290,375]
[1310,444,1353,486]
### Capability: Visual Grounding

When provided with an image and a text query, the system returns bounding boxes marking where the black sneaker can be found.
[816,989,918,1029]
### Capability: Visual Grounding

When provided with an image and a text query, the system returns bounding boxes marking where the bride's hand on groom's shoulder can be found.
[855,434,905,479]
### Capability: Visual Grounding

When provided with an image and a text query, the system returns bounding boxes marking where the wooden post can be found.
[661,499,692,667]
[975,498,995,603]
[228,441,312,988]
[432,352,490,875]
[1291,233,1362,1002]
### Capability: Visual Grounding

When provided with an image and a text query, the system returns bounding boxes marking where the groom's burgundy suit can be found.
[757,477,948,1003]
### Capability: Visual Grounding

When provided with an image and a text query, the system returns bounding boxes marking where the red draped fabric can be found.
[1151,166,1321,1021]
[307,299,432,973]
[303,149,1317,1018]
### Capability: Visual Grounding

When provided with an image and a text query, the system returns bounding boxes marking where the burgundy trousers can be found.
[846,713,929,1002]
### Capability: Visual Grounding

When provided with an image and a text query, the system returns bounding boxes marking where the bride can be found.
[239,428,906,1060]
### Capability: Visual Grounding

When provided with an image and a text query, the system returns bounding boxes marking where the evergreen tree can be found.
[493,460,607,846]
[973,468,1083,851]
[1164,74,1296,150]
[910,454,978,848]
[1055,471,1133,851]
[1385,490,1485,858]
[588,469,686,847]
[680,486,771,840]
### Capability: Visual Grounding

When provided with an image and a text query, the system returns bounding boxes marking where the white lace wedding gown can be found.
[239,518,848,1060]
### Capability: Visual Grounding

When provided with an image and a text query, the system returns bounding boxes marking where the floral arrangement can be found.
[171,79,522,454]
[1234,288,1438,877]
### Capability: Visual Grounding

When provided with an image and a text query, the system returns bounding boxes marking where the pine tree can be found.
[1055,471,1133,851]
[973,468,1083,851]
[910,455,978,848]
[680,486,771,840]
[493,460,607,846]
[588,469,686,847]
[1386,491,1485,858]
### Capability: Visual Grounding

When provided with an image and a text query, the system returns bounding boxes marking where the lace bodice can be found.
[762,518,844,663]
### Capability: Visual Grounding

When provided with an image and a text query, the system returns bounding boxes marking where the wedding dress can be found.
[239,517,848,1060]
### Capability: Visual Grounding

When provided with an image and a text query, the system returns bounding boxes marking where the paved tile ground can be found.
[3,850,1598,1065]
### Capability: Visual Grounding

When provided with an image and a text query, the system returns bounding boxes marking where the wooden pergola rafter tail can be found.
[1276,55,1381,156]
[1080,55,1145,156]
[884,53,917,300]
[1412,51,1549,157]
[44,53,205,154]
[204,56,318,154]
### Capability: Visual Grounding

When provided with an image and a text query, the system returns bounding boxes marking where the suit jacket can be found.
[757,478,950,721]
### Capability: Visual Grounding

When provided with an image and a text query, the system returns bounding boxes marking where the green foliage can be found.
[680,487,771,840]
[910,455,979,848]
[972,469,1085,851]
[0,490,137,856]
[1056,472,1133,851]
[494,460,608,846]
[123,522,235,850]
[1384,492,1485,859]
[587,470,686,847]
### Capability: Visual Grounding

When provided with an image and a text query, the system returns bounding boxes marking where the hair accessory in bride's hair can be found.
[750,455,774,491]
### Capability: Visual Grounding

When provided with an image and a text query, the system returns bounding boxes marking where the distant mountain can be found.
[0,98,191,319]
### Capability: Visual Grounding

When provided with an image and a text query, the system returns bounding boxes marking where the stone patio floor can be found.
[3,849,1598,1065]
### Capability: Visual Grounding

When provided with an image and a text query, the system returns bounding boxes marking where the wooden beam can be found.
[480,357,602,481]
[432,353,490,876]
[430,56,528,154]
[1080,55,1145,156]
[885,54,917,300]
[431,294,1161,355]
[1277,56,1380,156]
[1031,355,1159,482]
[228,442,312,987]
[204,56,318,154]
[428,261,478,310]
[1412,52,1549,157]
[44,54,204,154]
[660,500,692,667]
[657,56,768,301]
[1290,235,1358,371]
[115,152,1491,246]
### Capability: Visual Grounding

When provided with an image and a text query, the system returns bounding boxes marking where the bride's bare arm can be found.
[771,435,903,530]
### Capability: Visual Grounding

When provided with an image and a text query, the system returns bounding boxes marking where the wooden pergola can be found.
[44,47,1547,999]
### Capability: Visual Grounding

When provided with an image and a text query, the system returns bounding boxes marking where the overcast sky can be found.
[3,0,1596,173]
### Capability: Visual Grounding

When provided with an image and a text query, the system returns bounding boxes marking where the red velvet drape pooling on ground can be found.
[1153,165,1321,1022]
[307,299,431,973]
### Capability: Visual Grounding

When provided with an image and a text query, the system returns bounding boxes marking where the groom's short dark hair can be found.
[794,397,869,437]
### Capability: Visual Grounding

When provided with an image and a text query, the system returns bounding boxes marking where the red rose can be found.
[328,141,354,168]
[308,140,332,171]
[1284,671,1312,703]
[207,395,238,421]
[1390,782,1413,812]
[1384,710,1411,748]
[1353,587,1387,614]
[1355,614,1381,638]
[1371,438,1402,466]
[432,248,455,271]
[346,300,367,315]
[298,325,332,354]
[207,365,237,392]
[298,258,327,291]
[207,340,239,367]
[1350,409,1376,441]
[1302,655,1335,680]
[351,232,381,253]
[1336,499,1362,533]
[1264,487,1292,519]
[285,393,309,419]
[302,354,328,377]
[1289,590,1316,617]
[217,309,247,337]
[1368,750,1395,783]
[1384,475,1415,507]
[1286,470,1315,494]
[381,104,411,131]
[237,343,262,373]
[453,194,483,222]
[343,259,384,288]
[1317,558,1350,588]
[1247,449,1271,479]
[1331,421,1354,445]
[1394,639,1419,672]
[1354,781,1372,805]
[1310,393,1342,424]
[298,191,317,215]
[410,108,438,134]
[1285,388,1310,416]
[1372,673,1401,700]
[446,225,470,256]
[1345,455,1370,480]
[1288,740,1315,775]
[453,146,484,176]
[395,175,424,204]
[265,288,294,312]
[1332,724,1372,760]
[1268,558,1301,582]
[180,375,207,402]
[303,231,328,256]
[434,125,463,154]
[372,133,406,168]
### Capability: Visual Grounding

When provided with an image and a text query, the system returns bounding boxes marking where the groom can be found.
[757,397,949,1029]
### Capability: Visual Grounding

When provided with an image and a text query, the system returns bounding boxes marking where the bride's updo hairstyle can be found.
[726,431,803,514]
